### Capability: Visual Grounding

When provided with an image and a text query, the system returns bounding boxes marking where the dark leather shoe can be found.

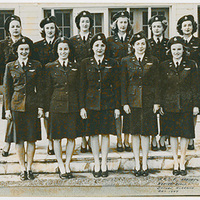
[159,142,167,151]
[81,145,87,153]
[59,173,68,180]
[172,169,180,176]
[47,147,55,155]
[134,169,141,177]
[124,143,132,152]
[151,143,158,151]
[93,167,101,178]
[101,167,108,178]
[27,170,35,180]
[2,150,9,157]
[116,144,123,152]
[66,172,74,179]
[20,171,27,181]
[141,169,149,176]
[188,140,195,150]
[180,170,187,176]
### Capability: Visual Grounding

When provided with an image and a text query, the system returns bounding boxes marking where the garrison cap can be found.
[90,33,107,48]
[130,31,146,45]
[112,10,130,22]
[167,36,185,48]
[40,16,56,28]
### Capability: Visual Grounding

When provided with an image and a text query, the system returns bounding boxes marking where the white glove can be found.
[45,111,50,119]
[38,108,44,118]
[193,107,199,116]
[123,105,131,114]
[114,109,120,119]
[5,110,12,120]
[153,104,160,114]
[80,108,87,119]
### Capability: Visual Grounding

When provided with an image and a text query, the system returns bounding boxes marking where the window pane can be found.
[152,11,157,16]
[55,12,62,26]
[143,12,148,25]
[158,11,165,16]
[143,26,148,37]
[64,13,70,26]
[95,27,102,34]
[95,13,102,26]
[0,14,4,27]
[44,10,51,18]
[64,28,70,38]
[0,29,4,40]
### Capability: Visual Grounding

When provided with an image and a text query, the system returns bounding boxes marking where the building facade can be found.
[0,2,199,42]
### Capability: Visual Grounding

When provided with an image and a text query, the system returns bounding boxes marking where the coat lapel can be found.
[14,60,25,73]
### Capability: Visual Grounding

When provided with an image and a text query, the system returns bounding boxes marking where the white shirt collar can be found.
[118,33,126,41]
[183,35,193,43]
[153,35,163,43]
[135,53,145,62]
[18,58,28,67]
[173,58,182,67]
[94,55,104,64]
[46,37,55,44]
[59,58,68,67]
[80,32,89,41]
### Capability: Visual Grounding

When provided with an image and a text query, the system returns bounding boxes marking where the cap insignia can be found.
[61,37,64,41]
[174,38,177,41]
[137,34,140,38]
[22,38,25,43]
[97,35,101,39]
[155,17,158,20]
[47,18,50,21]
[121,12,124,16]
[185,16,187,20]
[83,12,86,16]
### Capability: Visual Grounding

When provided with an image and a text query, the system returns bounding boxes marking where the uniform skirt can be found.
[12,109,41,144]
[160,112,195,139]
[123,107,157,136]
[86,109,116,136]
[49,112,80,140]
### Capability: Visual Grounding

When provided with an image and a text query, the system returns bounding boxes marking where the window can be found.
[44,9,72,37]
[0,10,14,40]
[198,7,200,37]
[91,13,103,35]
[130,7,169,38]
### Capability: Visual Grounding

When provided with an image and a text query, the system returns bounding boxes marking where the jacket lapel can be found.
[14,60,25,73]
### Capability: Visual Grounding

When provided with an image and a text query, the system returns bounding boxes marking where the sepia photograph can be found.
[0,0,200,197]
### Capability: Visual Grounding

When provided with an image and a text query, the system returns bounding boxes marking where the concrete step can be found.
[1,137,200,174]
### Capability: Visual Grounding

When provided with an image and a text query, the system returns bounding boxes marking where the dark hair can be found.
[53,37,74,61]
[40,23,61,38]
[177,17,197,35]
[111,17,132,34]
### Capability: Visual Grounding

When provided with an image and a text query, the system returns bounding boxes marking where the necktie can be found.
[98,60,101,66]
[138,57,141,64]
[49,41,52,46]
[22,62,26,71]
[121,37,123,43]
[157,38,160,44]
[83,36,86,43]
[176,62,179,68]
[63,61,66,70]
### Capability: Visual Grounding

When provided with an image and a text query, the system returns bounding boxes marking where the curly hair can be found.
[111,17,132,34]
[177,20,197,35]
[40,23,61,38]
[167,44,190,58]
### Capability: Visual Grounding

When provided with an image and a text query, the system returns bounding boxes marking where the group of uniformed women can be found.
[1,10,200,180]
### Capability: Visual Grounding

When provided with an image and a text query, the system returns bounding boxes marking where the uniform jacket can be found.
[4,59,43,112]
[45,60,80,113]
[0,37,18,84]
[160,58,199,112]
[70,33,93,63]
[184,36,200,67]
[106,33,131,63]
[33,38,57,67]
[80,57,120,111]
[121,54,160,108]
[148,37,169,63]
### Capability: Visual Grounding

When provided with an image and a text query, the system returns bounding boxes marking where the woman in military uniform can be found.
[0,15,23,157]
[148,15,169,151]
[177,15,200,151]
[121,31,160,177]
[4,37,43,180]
[70,11,94,153]
[80,33,120,178]
[106,10,132,152]
[45,37,79,179]
[160,36,199,176]
[34,16,60,155]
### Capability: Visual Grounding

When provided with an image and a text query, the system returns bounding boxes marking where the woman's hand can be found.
[80,108,87,119]
[153,104,160,114]
[45,111,50,119]
[114,109,120,119]
[5,110,12,120]
[38,108,44,118]
[123,105,131,114]
[193,107,199,115]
